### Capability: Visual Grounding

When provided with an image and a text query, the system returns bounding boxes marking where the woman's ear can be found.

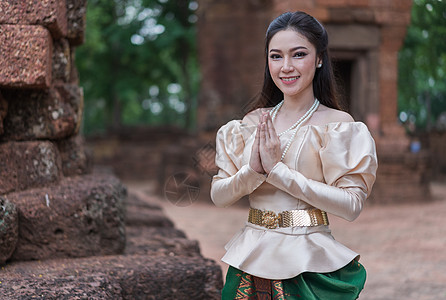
[316,57,323,68]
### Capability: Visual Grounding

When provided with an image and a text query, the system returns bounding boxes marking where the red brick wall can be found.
[0,0,90,193]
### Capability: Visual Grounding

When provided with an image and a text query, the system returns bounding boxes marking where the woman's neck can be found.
[281,93,316,116]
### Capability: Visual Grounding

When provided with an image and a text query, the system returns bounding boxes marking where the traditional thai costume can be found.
[211,119,378,299]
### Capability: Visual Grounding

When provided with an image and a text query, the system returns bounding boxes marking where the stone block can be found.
[352,8,376,23]
[125,226,201,257]
[392,0,413,11]
[0,197,19,265]
[0,0,67,38]
[347,0,370,7]
[370,151,431,204]
[125,193,174,228]
[328,8,354,23]
[123,191,203,258]
[0,254,222,299]
[0,25,52,88]
[55,83,84,132]
[57,134,92,177]
[1,86,82,140]
[52,38,71,82]
[375,10,411,26]
[69,48,80,84]
[6,173,127,261]
[0,91,7,135]
[316,0,348,7]
[274,0,315,11]
[66,0,87,46]
[0,141,62,195]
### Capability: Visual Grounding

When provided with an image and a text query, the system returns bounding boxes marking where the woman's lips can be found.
[280,76,300,84]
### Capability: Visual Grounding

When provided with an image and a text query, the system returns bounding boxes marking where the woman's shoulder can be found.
[216,111,260,140]
[307,105,372,137]
[313,105,354,124]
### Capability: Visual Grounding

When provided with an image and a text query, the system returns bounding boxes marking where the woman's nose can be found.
[281,58,294,72]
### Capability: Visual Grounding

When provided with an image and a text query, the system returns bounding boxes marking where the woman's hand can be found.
[259,112,281,174]
[249,119,265,174]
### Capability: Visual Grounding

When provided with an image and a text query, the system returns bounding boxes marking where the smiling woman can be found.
[267,30,320,130]
[210,11,378,299]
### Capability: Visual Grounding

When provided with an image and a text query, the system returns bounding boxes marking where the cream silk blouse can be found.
[210,120,378,280]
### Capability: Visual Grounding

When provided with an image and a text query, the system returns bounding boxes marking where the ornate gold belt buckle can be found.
[261,210,279,229]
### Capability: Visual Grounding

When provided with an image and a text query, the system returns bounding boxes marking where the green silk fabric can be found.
[222,260,366,300]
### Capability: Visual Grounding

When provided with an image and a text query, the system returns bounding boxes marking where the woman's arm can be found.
[260,116,377,221]
[266,162,372,221]
[211,164,266,207]
[210,120,266,207]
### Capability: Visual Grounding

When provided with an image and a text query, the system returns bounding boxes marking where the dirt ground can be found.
[128,182,446,300]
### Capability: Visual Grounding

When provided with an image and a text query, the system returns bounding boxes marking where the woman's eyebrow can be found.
[269,46,308,53]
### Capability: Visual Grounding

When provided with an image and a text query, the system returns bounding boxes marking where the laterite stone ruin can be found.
[0,1,222,298]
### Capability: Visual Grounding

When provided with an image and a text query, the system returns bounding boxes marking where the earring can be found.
[317,63,322,68]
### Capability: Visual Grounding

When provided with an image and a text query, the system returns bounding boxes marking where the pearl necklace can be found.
[269,99,320,161]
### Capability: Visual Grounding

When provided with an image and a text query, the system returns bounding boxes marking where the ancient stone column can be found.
[0,0,127,262]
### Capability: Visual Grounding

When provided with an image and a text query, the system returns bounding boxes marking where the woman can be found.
[211,11,378,299]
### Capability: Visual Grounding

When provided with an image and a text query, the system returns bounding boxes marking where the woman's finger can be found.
[262,112,270,140]
[260,121,266,142]
[266,114,277,139]
[253,124,261,152]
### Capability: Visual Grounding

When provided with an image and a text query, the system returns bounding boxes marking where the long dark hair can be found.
[247,11,341,112]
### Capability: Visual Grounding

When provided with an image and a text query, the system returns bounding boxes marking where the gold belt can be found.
[248,207,329,229]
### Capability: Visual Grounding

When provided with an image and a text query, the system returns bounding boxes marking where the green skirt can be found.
[222,260,366,300]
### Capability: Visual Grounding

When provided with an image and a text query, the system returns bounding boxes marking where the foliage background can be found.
[398,0,446,132]
[76,0,446,135]
[76,0,199,135]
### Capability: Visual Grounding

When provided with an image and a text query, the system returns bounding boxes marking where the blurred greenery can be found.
[398,0,446,132]
[76,0,199,135]
[77,0,445,135]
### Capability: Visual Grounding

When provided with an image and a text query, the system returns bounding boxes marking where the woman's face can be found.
[268,29,320,100]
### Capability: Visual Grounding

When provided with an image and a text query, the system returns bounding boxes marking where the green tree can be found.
[76,0,199,135]
[398,0,446,132]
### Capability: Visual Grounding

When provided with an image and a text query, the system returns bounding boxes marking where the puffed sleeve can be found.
[210,120,266,207]
[266,122,378,221]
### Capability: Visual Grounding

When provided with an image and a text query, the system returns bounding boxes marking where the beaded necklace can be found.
[270,99,320,161]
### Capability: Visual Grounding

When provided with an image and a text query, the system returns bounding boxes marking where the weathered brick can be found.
[0,197,18,265]
[375,10,412,26]
[0,141,62,195]
[66,0,87,45]
[52,38,71,82]
[381,25,410,50]
[351,8,376,23]
[57,134,92,177]
[0,0,67,38]
[347,0,370,7]
[69,48,80,84]
[0,254,222,299]
[392,0,413,11]
[316,0,348,7]
[0,25,52,88]
[274,0,315,11]
[6,173,127,261]
[328,8,354,23]
[0,91,7,135]
[379,81,398,123]
[55,83,84,133]
[1,86,81,140]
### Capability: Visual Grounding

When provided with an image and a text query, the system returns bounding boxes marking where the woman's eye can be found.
[294,52,307,58]
[269,54,281,60]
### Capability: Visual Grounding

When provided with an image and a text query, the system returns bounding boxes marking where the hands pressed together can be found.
[249,111,282,175]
